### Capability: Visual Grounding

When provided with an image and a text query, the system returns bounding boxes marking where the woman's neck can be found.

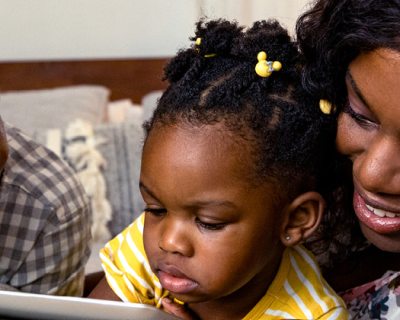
[324,245,400,292]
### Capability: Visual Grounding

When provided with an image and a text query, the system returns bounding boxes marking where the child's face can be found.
[140,123,285,307]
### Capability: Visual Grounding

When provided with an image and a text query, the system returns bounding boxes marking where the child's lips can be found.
[157,264,198,294]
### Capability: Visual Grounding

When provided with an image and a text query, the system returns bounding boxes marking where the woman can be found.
[297,0,400,318]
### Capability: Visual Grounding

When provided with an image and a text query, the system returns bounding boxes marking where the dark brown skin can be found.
[89,123,326,319]
[337,49,400,252]
[89,276,120,301]
[140,124,283,320]
[326,49,400,293]
[323,245,400,292]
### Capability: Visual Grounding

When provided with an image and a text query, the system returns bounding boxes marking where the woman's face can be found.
[337,48,400,252]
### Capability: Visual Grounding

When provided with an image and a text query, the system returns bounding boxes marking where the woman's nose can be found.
[158,216,194,257]
[356,136,400,195]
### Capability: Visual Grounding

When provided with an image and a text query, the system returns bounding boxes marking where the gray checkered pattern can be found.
[0,124,91,296]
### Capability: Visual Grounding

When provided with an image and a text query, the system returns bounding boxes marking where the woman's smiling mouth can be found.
[353,191,400,234]
[365,204,400,218]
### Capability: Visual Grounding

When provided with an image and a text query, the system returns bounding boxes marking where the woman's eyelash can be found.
[343,103,376,129]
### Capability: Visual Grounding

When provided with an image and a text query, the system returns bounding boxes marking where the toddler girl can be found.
[90,19,349,319]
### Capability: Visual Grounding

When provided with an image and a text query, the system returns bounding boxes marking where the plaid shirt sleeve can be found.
[0,124,92,296]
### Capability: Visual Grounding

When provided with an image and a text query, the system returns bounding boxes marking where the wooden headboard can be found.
[0,58,170,104]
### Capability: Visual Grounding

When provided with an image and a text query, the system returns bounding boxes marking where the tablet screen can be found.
[0,291,177,320]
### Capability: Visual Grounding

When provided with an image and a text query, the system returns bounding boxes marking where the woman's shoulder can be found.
[322,246,400,319]
[341,269,400,319]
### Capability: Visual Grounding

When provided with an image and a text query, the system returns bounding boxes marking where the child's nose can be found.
[158,216,194,257]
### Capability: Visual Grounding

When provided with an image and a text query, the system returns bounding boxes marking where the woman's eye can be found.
[144,207,166,217]
[344,103,377,129]
[195,217,226,231]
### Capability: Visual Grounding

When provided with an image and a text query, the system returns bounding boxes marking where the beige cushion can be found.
[0,85,110,136]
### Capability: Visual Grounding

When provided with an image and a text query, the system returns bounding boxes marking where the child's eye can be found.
[144,207,166,217]
[343,102,378,130]
[195,217,226,231]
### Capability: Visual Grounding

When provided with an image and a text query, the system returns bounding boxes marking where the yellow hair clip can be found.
[173,298,185,305]
[319,99,333,115]
[195,37,216,58]
[255,51,282,78]
[195,37,201,53]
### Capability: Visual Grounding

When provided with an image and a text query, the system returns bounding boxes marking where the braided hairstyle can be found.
[144,18,340,217]
[296,0,400,111]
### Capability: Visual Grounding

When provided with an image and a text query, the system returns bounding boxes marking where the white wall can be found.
[200,0,309,32]
[0,0,310,62]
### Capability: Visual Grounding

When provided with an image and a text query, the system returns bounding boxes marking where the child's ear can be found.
[280,192,325,247]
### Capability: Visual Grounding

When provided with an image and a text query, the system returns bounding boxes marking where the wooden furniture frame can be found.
[0,58,170,103]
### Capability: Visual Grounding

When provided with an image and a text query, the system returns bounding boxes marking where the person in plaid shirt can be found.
[0,118,92,296]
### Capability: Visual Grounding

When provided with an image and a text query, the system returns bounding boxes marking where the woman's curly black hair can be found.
[296,0,400,110]
[144,19,350,262]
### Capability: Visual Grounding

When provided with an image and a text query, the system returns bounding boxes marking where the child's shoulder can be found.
[257,245,348,319]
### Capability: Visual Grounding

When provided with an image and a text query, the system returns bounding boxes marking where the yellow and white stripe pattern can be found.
[100,214,169,307]
[244,245,349,319]
[100,213,349,319]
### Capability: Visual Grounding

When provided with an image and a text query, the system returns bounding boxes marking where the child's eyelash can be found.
[144,208,227,231]
[343,103,376,129]
[144,207,166,216]
[195,218,226,231]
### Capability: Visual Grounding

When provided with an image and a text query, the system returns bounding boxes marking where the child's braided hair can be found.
[144,19,355,263]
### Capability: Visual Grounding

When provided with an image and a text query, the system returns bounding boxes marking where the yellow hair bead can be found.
[194,37,216,57]
[272,61,282,71]
[255,51,282,78]
[319,99,333,115]
[257,51,267,61]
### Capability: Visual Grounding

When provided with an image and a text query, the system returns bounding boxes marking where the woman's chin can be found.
[360,223,400,253]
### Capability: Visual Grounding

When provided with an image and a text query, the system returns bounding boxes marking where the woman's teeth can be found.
[366,204,398,218]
